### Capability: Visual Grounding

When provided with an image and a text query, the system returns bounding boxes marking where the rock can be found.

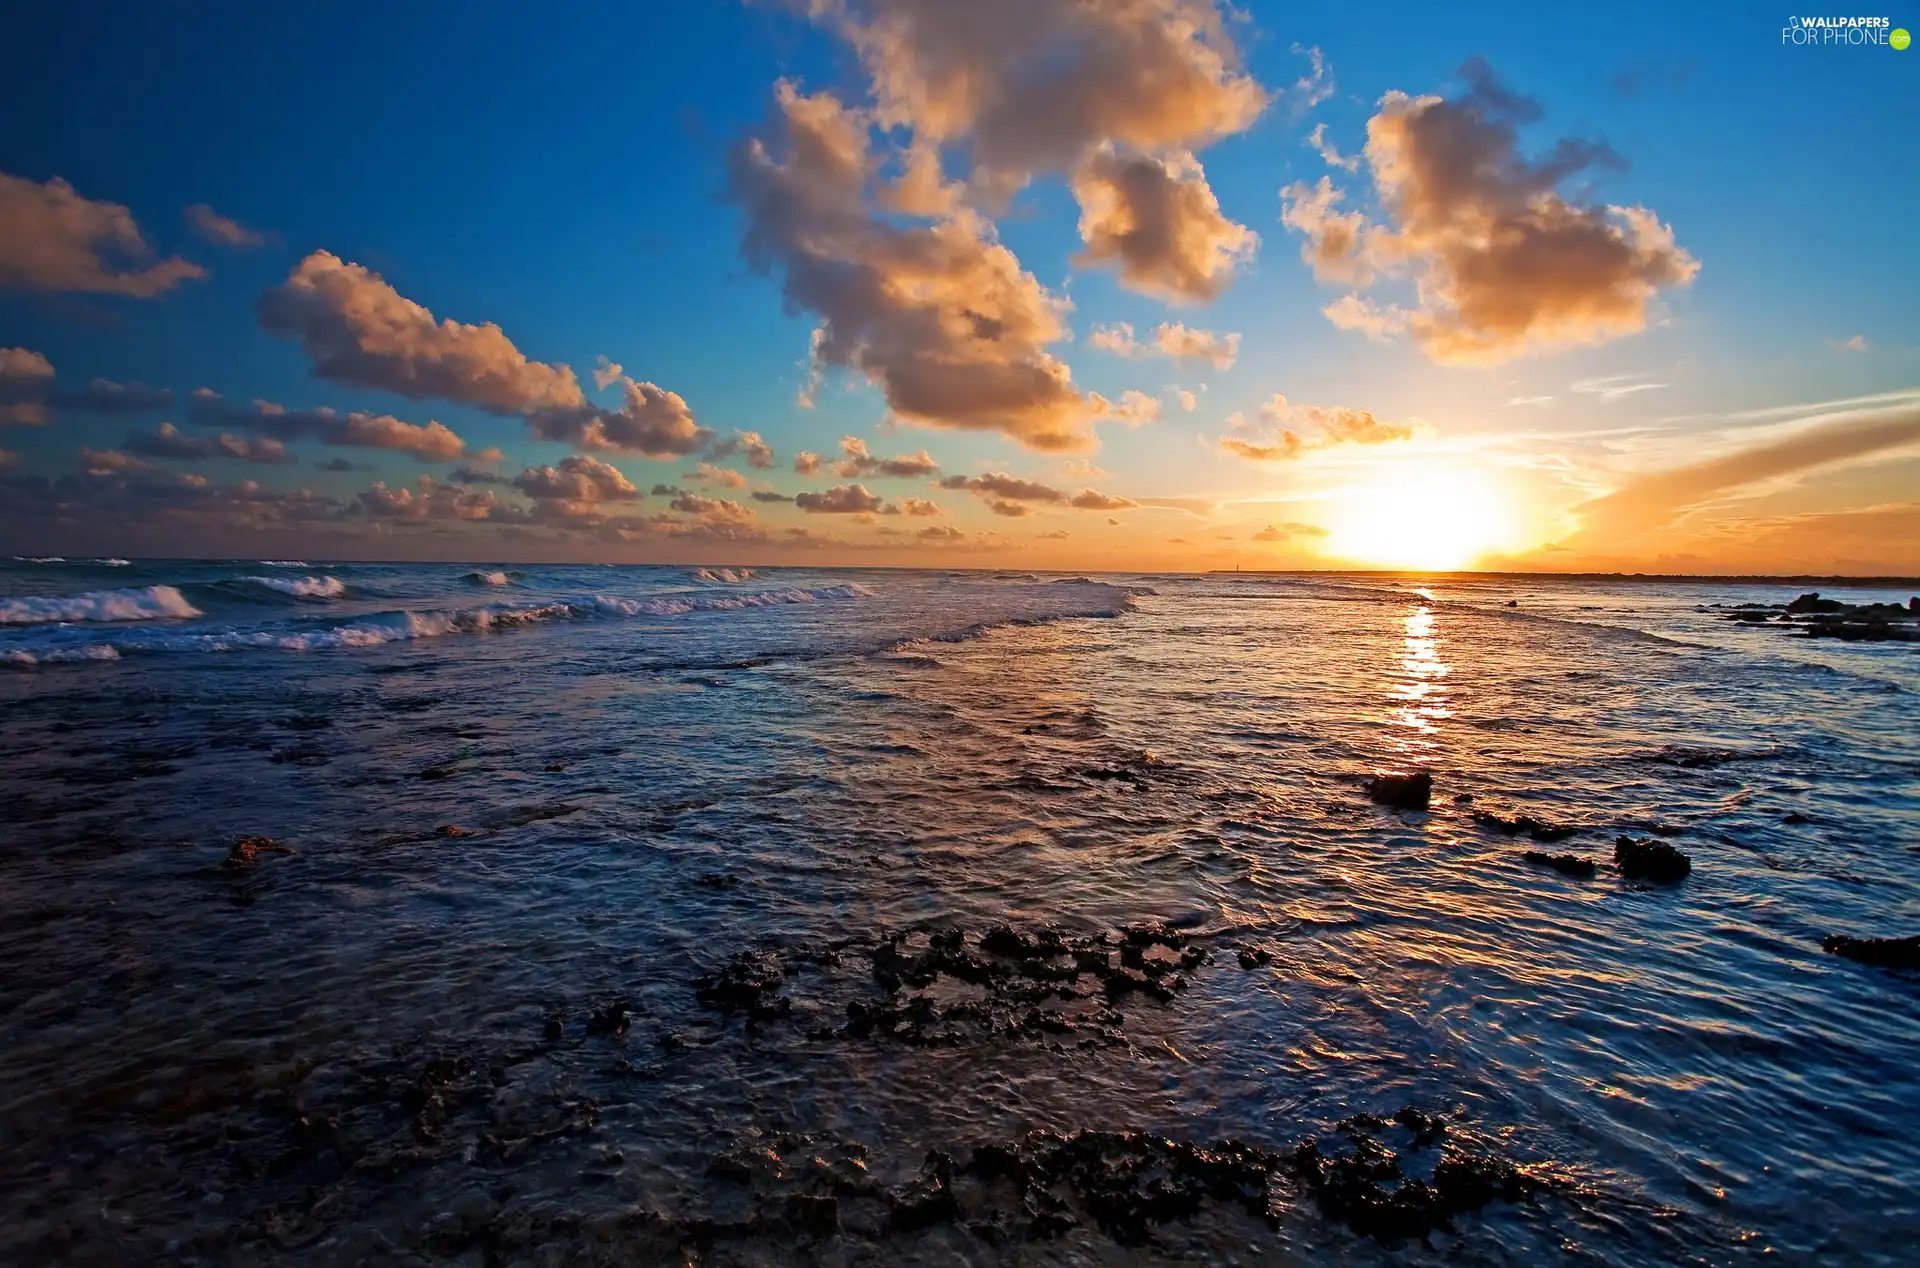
[1521,851,1596,879]
[694,950,791,1021]
[888,1151,959,1231]
[785,1193,840,1237]
[1782,811,1810,825]
[1821,934,1920,970]
[1237,946,1274,970]
[1473,810,1576,843]
[585,1000,631,1036]
[1614,836,1691,883]
[221,836,283,869]
[695,871,740,889]
[1367,771,1432,811]
[435,824,473,838]
[1785,591,1847,614]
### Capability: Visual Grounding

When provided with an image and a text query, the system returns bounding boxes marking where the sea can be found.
[1,558,1916,1266]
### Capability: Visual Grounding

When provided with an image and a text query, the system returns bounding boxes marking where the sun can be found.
[1323,463,1517,571]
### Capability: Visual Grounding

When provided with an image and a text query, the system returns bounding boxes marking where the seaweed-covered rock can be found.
[1521,850,1597,879]
[1821,934,1920,970]
[1367,771,1432,811]
[1614,836,1692,883]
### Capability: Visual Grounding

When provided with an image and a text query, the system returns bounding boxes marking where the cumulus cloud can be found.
[258,250,587,414]
[1218,395,1417,462]
[189,389,471,461]
[918,524,965,541]
[1176,388,1198,412]
[713,429,777,468]
[1039,528,1071,539]
[1289,43,1336,112]
[1109,391,1163,426]
[0,347,55,426]
[752,489,796,503]
[794,450,822,476]
[1280,59,1700,364]
[528,374,712,458]
[832,434,941,477]
[1088,323,1144,357]
[669,492,757,524]
[690,461,751,489]
[512,454,642,508]
[319,457,375,473]
[125,422,293,464]
[1153,322,1239,368]
[185,204,268,250]
[1068,488,1139,510]
[794,482,887,514]
[938,471,1135,515]
[1321,294,1407,341]
[1251,520,1329,541]
[79,448,149,475]
[1307,122,1359,171]
[0,171,206,297]
[591,355,624,390]
[1070,148,1256,302]
[359,476,511,523]
[896,495,943,516]
[730,83,1101,452]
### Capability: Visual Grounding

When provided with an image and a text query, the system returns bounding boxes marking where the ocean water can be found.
[1,558,1916,1266]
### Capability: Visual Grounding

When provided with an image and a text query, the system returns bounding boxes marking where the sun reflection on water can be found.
[1388,603,1452,758]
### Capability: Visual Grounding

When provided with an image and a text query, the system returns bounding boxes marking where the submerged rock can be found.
[1367,771,1433,811]
[1475,810,1577,843]
[221,835,284,869]
[1821,934,1920,970]
[1521,850,1597,879]
[1614,836,1692,883]
[694,950,791,1021]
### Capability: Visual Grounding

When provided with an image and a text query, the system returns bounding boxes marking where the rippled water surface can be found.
[2,559,1917,1266]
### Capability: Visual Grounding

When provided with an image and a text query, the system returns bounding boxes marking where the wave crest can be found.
[238,575,347,599]
[0,585,203,625]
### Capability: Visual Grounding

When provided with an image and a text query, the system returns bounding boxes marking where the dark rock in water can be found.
[1521,850,1597,879]
[221,835,283,869]
[1782,811,1810,825]
[1614,836,1692,883]
[585,1000,631,1036]
[1237,946,1274,970]
[1367,771,1432,811]
[1504,599,1518,607]
[1786,591,1847,614]
[435,824,473,838]
[695,950,791,1021]
[1474,810,1576,843]
[695,871,740,889]
[888,1150,959,1231]
[1822,934,1920,970]
[785,1193,840,1237]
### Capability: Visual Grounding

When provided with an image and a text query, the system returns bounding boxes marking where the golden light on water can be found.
[1323,463,1517,571]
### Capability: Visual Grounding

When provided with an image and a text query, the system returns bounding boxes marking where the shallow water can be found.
[1,560,1917,1265]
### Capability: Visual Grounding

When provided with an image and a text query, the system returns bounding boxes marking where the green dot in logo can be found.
[1894,27,1912,50]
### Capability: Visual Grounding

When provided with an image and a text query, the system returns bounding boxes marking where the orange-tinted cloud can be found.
[259,251,587,415]
[1281,60,1699,364]
[125,422,292,464]
[528,375,712,458]
[1071,148,1255,302]
[185,204,268,250]
[188,389,471,461]
[795,482,887,513]
[0,171,205,297]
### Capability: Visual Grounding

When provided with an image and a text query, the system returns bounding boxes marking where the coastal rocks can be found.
[1717,592,1920,643]
[1614,837,1692,884]
[1521,851,1597,879]
[1821,934,1920,970]
[220,835,286,869]
[1367,771,1433,811]
[694,951,791,1021]
[1474,810,1577,843]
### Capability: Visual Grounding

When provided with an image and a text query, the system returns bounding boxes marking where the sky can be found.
[1,0,1916,573]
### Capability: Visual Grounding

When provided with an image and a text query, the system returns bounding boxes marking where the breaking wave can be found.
[237,575,348,599]
[464,571,513,587]
[0,585,203,625]
[690,567,758,584]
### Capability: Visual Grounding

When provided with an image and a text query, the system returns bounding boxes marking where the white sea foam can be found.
[691,567,758,584]
[3,644,122,665]
[239,575,348,599]
[255,560,309,568]
[91,559,132,567]
[465,571,512,586]
[0,585,203,625]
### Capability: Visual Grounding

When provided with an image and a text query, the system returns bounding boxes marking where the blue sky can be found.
[1,1,1915,570]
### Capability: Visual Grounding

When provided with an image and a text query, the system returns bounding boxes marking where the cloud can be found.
[713,429,777,468]
[359,476,512,523]
[1219,396,1417,462]
[1176,388,1198,412]
[752,489,795,503]
[669,492,756,524]
[1321,294,1407,341]
[1251,521,1329,541]
[832,434,941,477]
[124,422,293,464]
[938,472,1068,504]
[795,482,887,513]
[1289,43,1336,112]
[1307,122,1358,171]
[185,204,268,250]
[730,82,1102,452]
[527,375,712,458]
[1108,390,1162,426]
[896,495,943,516]
[79,448,149,475]
[189,389,471,460]
[690,461,751,489]
[1834,334,1869,352]
[1068,488,1139,510]
[918,524,965,541]
[1088,323,1144,357]
[1070,148,1256,303]
[1505,395,1556,407]
[1568,403,1920,543]
[1280,59,1699,364]
[258,250,587,414]
[1571,373,1666,402]
[0,450,17,469]
[0,347,55,426]
[0,170,206,297]
[591,355,624,389]
[794,450,821,476]
[1039,528,1071,539]
[512,454,642,507]
[449,463,508,484]
[318,457,375,473]
[1153,322,1239,368]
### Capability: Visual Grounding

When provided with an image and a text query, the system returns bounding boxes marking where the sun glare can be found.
[1324,463,1516,571]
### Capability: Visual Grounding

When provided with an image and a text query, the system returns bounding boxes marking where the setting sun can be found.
[1324,463,1518,570]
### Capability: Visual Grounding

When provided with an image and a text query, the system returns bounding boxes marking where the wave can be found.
[0,585,203,625]
[691,567,758,584]
[254,560,309,568]
[464,570,513,587]
[1,583,876,663]
[237,575,347,599]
